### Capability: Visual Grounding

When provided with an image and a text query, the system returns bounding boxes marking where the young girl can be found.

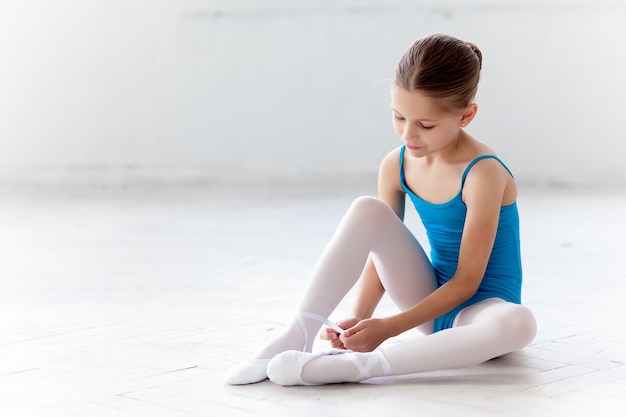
[225,33,537,386]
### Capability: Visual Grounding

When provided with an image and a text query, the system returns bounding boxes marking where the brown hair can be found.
[395,33,483,111]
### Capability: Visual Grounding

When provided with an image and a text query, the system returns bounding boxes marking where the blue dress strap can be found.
[399,145,407,182]
[461,155,514,188]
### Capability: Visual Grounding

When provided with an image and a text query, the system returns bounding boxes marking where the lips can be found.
[406,144,423,151]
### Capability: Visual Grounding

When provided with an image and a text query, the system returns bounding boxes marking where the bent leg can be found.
[225,196,436,384]
[299,196,437,335]
[381,299,537,375]
[291,299,536,385]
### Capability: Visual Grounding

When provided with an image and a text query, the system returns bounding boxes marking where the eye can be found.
[392,113,405,121]
[419,123,435,130]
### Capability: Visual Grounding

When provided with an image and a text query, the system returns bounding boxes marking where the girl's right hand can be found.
[319,317,361,349]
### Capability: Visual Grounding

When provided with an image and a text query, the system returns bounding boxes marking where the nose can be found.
[401,124,418,141]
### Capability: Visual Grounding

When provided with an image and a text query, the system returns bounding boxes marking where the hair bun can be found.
[466,42,483,69]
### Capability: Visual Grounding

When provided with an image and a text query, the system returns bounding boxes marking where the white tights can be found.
[226,196,536,384]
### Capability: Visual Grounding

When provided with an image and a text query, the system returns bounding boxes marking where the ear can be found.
[459,103,478,127]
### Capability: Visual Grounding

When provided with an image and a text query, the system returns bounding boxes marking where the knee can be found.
[341,196,401,242]
[495,304,537,351]
[348,196,394,220]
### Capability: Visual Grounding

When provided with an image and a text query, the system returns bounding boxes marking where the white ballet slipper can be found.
[223,358,271,385]
[225,312,345,386]
[267,349,349,386]
[268,349,393,386]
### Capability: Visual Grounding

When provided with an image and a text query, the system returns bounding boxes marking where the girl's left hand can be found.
[339,318,390,352]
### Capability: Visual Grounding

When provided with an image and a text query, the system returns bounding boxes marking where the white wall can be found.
[1,0,625,188]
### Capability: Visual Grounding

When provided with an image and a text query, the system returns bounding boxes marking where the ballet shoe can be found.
[267,349,348,386]
[226,311,344,386]
[268,349,393,386]
[223,358,271,385]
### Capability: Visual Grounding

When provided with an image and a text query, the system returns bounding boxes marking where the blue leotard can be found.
[399,145,522,332]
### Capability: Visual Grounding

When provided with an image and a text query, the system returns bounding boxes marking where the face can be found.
[390,85,473,158]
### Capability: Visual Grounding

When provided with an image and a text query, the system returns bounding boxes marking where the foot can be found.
[267,349,393,386]
[224,358,271,385]
[224,311,338,385]
[267,349,349,386]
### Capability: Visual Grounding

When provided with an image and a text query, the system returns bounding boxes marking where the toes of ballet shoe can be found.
[267,350,346,386]
[224,359,271,385]
[267,350,311,386]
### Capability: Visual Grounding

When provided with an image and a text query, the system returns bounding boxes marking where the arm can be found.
[342,158,511,350]
[383,158,510,337]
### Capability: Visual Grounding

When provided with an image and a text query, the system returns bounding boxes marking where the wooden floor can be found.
[1,185,625,416]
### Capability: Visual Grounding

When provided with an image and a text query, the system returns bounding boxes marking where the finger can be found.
[343,322,364,338]
[339,333,358,350]
[320,332,338,341]
[319,328,339,341]
[324,321,346,335]
[330,339,345,349]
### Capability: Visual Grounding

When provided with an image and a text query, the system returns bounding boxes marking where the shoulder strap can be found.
[461,155,514,188]
[399,145,407,183]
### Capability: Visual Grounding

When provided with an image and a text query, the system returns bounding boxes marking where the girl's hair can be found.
[395,33,482,111]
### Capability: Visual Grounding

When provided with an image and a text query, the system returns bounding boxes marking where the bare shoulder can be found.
[463,155,517,205]
[464,137,510,182]
[377,146,406,217]
[378,147,403,190]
